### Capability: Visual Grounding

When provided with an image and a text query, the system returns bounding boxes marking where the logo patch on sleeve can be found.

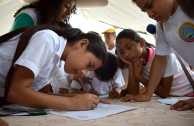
[179,22,194,42]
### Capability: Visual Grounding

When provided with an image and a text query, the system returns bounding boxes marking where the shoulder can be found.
[17,8,37,17]
[16,8,38,24]
[30,30,61,47]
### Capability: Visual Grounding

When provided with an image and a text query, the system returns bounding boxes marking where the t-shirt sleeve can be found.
[112,68,125,89]
[14,30,56,77]
[12,13,34,30]
[163,53,179,77]
[155,23,174,55]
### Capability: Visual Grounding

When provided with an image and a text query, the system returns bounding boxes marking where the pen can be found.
[87,80,99,97]
[87,80,95,90]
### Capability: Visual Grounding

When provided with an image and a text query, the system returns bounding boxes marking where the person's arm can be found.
[126,64,139,94]
[136,74,173,98]
[0,118,8,126]
[7,66,99,111]
[170,98,194,111]
[122,55,168,102]
[145,55,168,98]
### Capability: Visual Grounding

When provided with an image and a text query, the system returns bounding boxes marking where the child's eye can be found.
[64,4,71,8]
[119,51,124,55]
[88,63,92,68]
[127,47,131,50]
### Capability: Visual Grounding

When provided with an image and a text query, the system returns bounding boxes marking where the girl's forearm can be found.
[127,64,139,94]
[136,75,148,86]
[7,87,75,110]
[145,55,168,97]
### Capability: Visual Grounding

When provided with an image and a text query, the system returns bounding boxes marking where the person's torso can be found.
[163,7,194,67]
[0,30,67,97]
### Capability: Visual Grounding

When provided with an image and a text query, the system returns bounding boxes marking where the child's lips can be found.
[126,58,134,62]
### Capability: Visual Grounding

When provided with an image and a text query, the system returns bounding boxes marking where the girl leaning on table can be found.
[115,29,194,100]
[131,0,194,111]
[0,25,109,111]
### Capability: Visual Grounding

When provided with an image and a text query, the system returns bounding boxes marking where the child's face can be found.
[64,46,102,75]
[135,0,177,22]
[58,0,76,22]
[117,38,143,63]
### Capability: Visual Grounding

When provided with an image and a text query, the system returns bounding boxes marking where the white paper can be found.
[158,99,183,105]
[50,103,137,120]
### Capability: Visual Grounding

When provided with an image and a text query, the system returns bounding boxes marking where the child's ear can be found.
[77,39,89,48]
[140,38,145,48]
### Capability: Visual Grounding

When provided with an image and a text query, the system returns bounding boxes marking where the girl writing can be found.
[0,25,108,110]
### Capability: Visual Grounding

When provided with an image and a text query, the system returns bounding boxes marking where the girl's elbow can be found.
[159,92,169,98]
[6,89,19,103]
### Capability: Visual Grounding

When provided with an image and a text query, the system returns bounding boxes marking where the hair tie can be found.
[81,32,84,34]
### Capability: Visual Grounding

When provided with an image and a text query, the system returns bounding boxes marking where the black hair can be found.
[177,0,194,18]
[116,29,155,69]
[14,0,77,26]
[0,25,107,104]
[116,29,155,48]
[94,53,118,82]
[132,0,136,3]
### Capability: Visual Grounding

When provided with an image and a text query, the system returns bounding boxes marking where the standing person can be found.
[101,27,117,54]
[116,29,194,99]
[130,0,194,110]
[11,0,76,30]
[0,25,108,110]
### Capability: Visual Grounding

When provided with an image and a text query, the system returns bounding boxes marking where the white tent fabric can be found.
[0,0,155,35]
[78,0,155,32]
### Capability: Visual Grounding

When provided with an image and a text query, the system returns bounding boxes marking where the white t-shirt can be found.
[0,30,67,97]
[142,52,193,96]
[71,68,125,95]
[107,46,116,55]
[51,61,71,94]
[155,6,194,68]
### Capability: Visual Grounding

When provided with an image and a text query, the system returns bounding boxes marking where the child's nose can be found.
[80,69,88,75]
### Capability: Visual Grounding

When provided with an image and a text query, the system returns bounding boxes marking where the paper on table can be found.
[158,99,183,105]
[50,103,137,120]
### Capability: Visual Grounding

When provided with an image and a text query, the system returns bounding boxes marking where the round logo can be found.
[179,22,194,42]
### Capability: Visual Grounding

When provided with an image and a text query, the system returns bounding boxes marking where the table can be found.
[1,96,194,126]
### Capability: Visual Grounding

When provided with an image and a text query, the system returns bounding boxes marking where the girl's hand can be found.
[121,93,151,102]
[120,89,128,96]
[117,51,132,65]
[99,98,111,104]
[0,118,8,126]
[133,58,144,79]
[88,89,99,95]
[108,89,122,99]
[79,75,92,84]
[170,98,194,111]
[72,93,100,110]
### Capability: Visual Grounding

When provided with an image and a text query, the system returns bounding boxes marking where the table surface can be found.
[1,96,194,126]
